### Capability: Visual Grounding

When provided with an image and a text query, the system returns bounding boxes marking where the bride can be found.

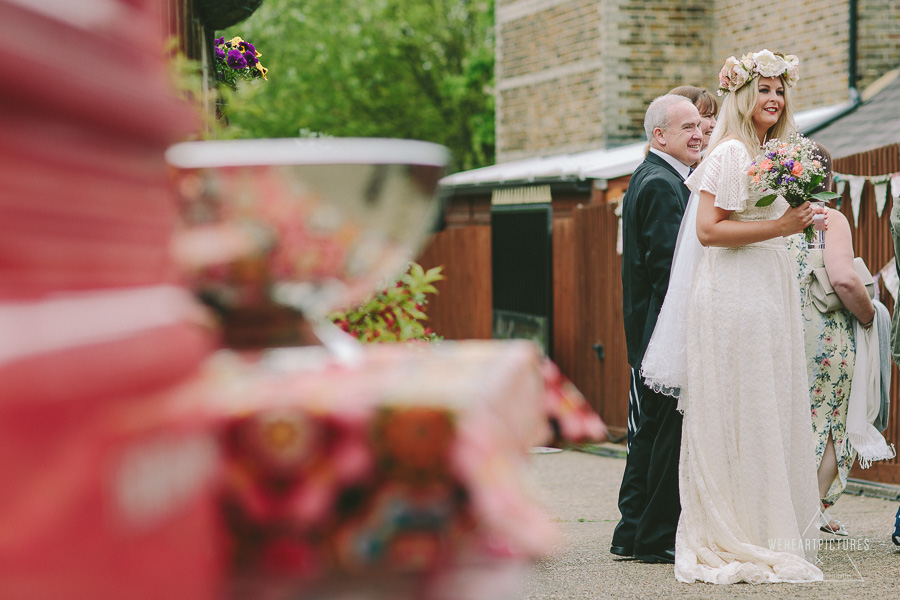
[641,50,824,584]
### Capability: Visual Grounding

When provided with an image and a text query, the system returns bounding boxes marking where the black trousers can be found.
[611,374,682,555]
[626,367,641,451]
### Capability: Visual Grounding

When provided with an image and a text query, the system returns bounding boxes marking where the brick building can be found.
[496,0,900,162]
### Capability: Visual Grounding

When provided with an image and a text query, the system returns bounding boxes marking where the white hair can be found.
[643,94,694,141]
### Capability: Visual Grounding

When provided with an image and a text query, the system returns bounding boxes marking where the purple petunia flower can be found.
[214,37,224,45]
[215,47,226,60]
[244,42,256,54]
[243,51,258,66]
[226,48,248,70]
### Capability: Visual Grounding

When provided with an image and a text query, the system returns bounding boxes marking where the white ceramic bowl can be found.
[166,137,449,327]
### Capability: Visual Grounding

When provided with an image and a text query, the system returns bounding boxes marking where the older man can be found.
[612,94,702,564]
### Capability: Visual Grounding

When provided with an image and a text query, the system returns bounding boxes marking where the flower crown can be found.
[717,49,799,96]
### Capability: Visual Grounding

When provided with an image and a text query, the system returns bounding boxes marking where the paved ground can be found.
[520,448,900,599]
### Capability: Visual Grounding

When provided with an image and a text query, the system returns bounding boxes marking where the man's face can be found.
[655,102,703,167]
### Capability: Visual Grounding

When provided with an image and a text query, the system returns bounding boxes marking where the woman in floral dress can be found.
[787,144,875,535]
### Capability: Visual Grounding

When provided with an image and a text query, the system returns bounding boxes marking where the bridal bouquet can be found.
[749,134,839,243]
[214,36,269,88]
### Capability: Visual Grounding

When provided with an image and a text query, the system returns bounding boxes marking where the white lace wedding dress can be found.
[673,139,823,584]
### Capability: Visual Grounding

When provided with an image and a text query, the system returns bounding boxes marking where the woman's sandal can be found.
[819,508,849,537]
[892,505,900,546]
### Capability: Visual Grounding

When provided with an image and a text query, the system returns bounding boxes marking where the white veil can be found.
[639,189,703,413]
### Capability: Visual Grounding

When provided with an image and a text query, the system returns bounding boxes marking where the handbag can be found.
[809,257,876,313]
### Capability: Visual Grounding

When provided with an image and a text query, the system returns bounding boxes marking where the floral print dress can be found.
[787,234,857,507]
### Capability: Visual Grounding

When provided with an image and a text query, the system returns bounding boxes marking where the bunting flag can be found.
[880,259,899,304]
[835,179,848,196]
[872,175,891,217]
[833,170,900,224]
[847,175,866,227]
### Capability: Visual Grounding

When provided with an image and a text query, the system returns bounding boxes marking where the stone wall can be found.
[712,0,850,109]
[858,0,900,90]
[497,0,605,161]
[495,0,900,162]
[602,0,712,146]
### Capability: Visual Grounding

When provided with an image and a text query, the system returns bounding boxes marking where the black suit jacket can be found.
[621,151,691,370]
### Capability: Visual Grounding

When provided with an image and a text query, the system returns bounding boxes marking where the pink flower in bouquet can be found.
[750,133,840,243]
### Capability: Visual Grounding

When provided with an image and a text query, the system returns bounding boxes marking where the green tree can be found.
[220,0,495,171]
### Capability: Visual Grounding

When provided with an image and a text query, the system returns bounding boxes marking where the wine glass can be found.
[165,137,450,354]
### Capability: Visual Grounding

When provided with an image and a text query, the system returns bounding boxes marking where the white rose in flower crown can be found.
[739,53,756,73]
[783,54,800,87]
[753,49,788,78]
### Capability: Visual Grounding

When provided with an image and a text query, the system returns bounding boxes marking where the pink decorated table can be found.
[199,339,574,599]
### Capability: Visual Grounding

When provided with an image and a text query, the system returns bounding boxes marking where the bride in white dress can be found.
[641,50,824,584]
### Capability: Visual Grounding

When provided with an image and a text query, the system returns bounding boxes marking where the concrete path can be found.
[521,449,900,599]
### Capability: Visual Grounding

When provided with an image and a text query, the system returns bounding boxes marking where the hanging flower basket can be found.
[195,0,264,31]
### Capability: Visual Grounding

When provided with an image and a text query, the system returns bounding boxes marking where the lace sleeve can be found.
[685,140,751,212]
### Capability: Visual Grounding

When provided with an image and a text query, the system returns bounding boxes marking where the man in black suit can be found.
[612,94,702,564]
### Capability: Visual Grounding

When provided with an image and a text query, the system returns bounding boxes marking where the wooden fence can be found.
[421,143,900,482]
[417,225,493,341]
[418,203,630,439]
[835,144,900,484]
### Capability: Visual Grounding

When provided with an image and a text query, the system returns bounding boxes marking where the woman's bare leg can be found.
[818,433,844,533]
[818,433,839,502]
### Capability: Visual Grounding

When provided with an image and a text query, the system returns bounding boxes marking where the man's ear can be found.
[652,127,666,147]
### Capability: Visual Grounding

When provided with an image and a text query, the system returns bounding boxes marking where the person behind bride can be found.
[786,142,893,539]
[613,94,702,565]
[640,50,825,583]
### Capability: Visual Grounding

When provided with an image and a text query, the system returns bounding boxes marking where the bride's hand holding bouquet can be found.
[749,133,839,246]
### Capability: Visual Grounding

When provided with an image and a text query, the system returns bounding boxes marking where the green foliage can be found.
[218,0,495,171]
[329,263,444,343]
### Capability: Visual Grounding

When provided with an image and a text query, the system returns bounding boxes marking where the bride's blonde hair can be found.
[707,74,796,156]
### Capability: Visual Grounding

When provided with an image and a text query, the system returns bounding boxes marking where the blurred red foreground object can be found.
[0,1,223,598]
[199,340,603,599]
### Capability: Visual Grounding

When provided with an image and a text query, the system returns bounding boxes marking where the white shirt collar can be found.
[648,147,692,181]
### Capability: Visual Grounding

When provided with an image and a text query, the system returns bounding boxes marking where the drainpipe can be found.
[802,0,863,134]
[848,0,861,105]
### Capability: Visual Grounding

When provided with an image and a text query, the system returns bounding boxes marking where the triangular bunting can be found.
[874,180,889,217]
[847,175,866,227]
[881,259,899,304]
